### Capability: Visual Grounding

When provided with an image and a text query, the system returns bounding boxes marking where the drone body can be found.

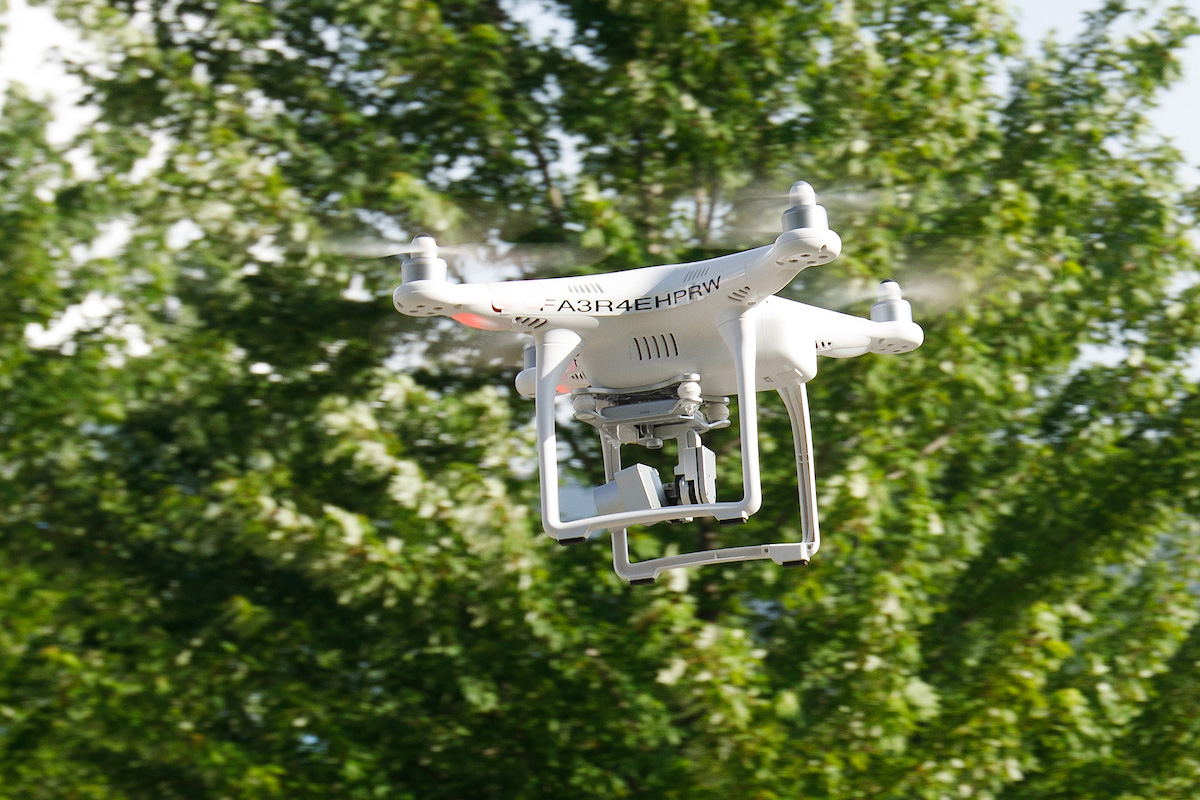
[392,182,924,584]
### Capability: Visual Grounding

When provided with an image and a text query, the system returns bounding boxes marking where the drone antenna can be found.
[781,181,829,231]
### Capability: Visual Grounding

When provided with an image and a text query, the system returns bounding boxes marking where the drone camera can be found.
[594,464,667,516]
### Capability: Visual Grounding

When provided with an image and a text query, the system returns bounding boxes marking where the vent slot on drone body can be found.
[728,286,752,303]
[513,316,548,330]
[682,266,711,283]
[816,339,833,352]
[632,333,680,361]
[567,281,604,294]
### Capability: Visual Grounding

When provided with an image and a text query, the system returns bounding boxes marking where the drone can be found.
[391,181,924,584]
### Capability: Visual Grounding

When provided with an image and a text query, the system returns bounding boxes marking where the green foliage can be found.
[2,1,1200,798]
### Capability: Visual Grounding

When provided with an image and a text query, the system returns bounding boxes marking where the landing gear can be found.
[530,320,818,583]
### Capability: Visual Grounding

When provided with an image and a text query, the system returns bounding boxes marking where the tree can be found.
[2,0,1199,797]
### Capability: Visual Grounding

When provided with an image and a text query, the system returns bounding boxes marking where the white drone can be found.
[391,181,924,584]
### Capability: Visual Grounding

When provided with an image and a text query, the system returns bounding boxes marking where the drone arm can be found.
[800,303,924,358]
[393,281,508,326]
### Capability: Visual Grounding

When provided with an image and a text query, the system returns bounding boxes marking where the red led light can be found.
[451,312,508,331]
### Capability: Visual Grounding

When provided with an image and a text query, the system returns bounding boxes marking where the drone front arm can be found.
[743,226,844,303]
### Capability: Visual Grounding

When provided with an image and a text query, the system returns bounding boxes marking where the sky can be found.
[1,0,1198,169]
[1009,0,1200,176]
[0,0,104,152]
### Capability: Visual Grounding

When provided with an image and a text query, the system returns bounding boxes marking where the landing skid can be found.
[531,319,820,583]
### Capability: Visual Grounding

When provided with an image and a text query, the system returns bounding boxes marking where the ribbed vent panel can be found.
[632,333,680,361]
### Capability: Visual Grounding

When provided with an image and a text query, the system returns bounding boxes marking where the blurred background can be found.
[2,1,1199,798]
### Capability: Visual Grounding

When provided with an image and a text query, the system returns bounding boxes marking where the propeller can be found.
[323,235,461,260]
[715,181,971,242]
[340,233,599,369]
[319,234,605,281]
[792,269,966,315]
[698,178,1065,317]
